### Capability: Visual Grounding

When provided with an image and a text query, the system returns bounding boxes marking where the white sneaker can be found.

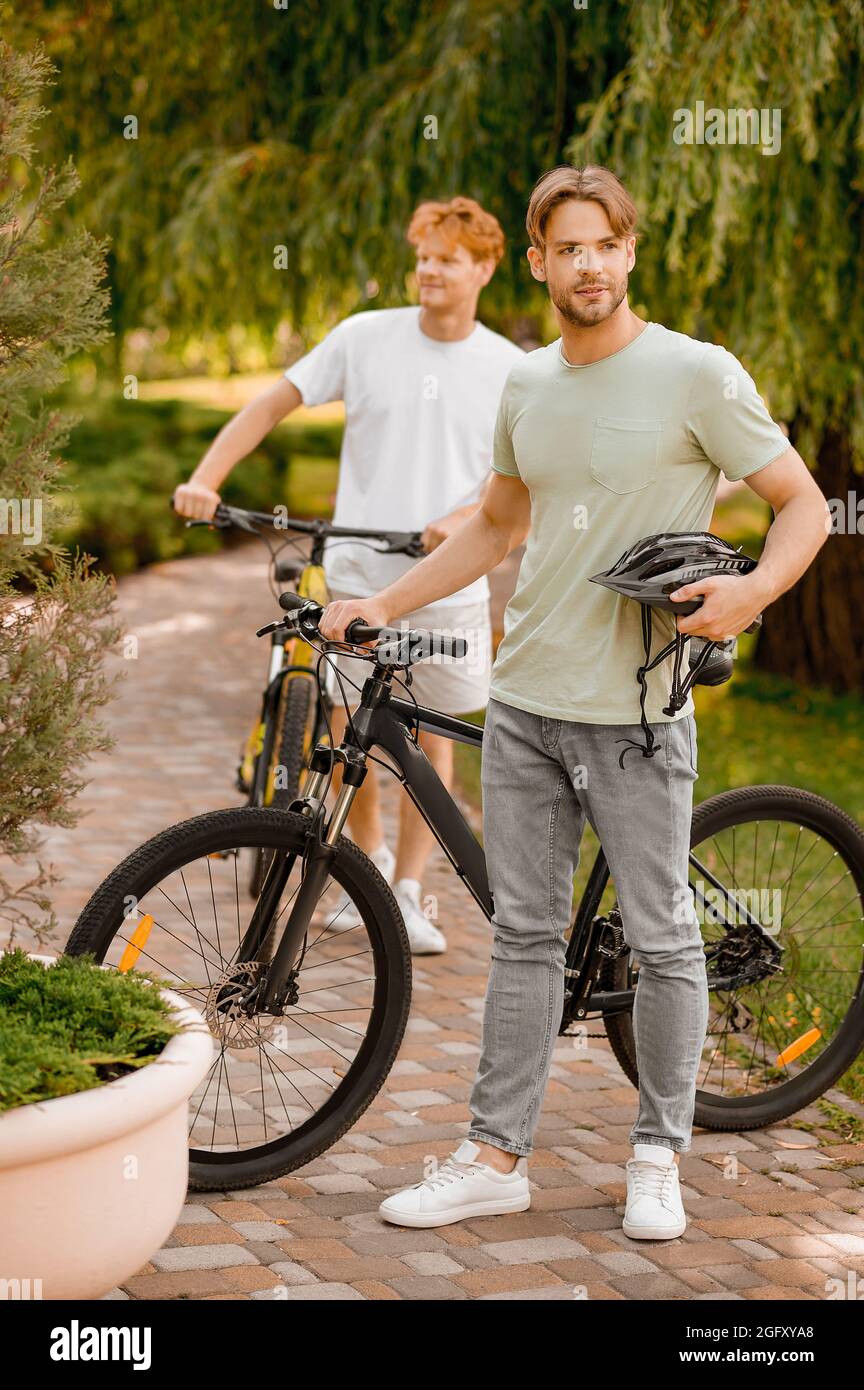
[622,1143,687,1239]
[379,1139,530,1228]
[393,877,446,955]
[318,842,395,933]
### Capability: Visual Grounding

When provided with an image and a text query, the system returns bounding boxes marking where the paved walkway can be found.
[22,541,864,1301]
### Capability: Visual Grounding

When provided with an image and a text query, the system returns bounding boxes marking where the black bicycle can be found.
[65,592,864,1191]
[179,501,425,899]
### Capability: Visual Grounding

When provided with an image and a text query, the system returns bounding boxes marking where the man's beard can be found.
[549,273,628,327]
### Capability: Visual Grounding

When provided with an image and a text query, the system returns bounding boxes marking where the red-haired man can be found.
[174,197,523,952]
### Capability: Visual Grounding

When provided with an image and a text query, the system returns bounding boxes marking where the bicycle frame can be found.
[242,659,781,1020]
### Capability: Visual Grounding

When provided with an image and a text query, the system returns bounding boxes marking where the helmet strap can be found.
[615,608,720,769]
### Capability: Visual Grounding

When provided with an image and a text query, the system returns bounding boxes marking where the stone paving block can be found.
[265,1262,319,1285]
[303,1174,378,1194]
[701,1264,765,1290]
[326,1154,383,1174]
[122,1271,230,1299]
[606,1272,694,1299]
[174,1205,223,1225]
[743,1285,819,1300]
[480,1285,608,1300]
[728,1238,780,1261]
[150,1244,260,1272]
[268,1283,367,1300]
[402,1252,466,1276]
[209,1200,268,1221]
[352,1281,404,1300]
[481,1236,592,1265]
[171,1224,247,1247]
[453,1267,567,1296]
[818,1233,864,1255]
[305,1257,409,1282]
[462,1212,572,1241]
[346,1232,450,1256]
[220,1266,283,1292]
[242,1242,291,1265]
[230,1222,294,1242]
[805,1209,864,1234]
[594,1250,659,1276]
[388,1276,470,1299]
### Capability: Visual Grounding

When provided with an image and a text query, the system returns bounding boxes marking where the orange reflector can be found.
[775,1027,822,1067]
[119,914,154,973]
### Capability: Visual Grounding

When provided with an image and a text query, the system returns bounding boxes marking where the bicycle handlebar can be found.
[275,590,469,660]
[172,498,426,557]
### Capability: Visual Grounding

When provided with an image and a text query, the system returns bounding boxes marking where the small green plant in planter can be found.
[0,949,215,1299]
[0,949,181,1111]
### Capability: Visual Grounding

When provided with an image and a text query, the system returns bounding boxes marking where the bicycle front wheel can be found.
[65,807,412,1190]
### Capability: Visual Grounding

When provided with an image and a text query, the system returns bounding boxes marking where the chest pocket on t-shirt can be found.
[589,416,663,494]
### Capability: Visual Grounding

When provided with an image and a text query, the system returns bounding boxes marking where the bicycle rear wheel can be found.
[600,785,864,1130]
[65,807,412,1190]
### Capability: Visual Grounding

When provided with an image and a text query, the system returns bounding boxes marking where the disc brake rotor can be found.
[204,963,284,1046]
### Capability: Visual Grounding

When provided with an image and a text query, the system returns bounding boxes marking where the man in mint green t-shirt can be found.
[319,164,830,1237]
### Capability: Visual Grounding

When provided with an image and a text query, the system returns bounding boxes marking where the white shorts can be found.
[323,587,492,716]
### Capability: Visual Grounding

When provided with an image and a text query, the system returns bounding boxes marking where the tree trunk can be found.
[753,420,864,694]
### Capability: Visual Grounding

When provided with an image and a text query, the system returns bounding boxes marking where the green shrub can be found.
[50,389,343,575]
[0,949,181,1111]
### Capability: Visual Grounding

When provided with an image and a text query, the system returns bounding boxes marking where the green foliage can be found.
[1,0,622,346]
[0,948,180,1111]
[7,0,860,469]
[567,0,864,466]
[0,28,120,944]
[49,388,342,574]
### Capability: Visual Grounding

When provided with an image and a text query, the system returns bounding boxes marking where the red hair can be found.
[406,196,506,265]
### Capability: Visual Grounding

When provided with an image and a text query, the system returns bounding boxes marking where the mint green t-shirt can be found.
[489,321,789,724]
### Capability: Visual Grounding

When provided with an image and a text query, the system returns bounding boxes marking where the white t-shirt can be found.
[284,306,524,607]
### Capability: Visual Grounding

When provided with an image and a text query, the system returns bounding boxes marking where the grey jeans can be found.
[467,696,709,1159]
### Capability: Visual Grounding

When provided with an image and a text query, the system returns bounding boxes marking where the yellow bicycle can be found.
[182,502,425,896]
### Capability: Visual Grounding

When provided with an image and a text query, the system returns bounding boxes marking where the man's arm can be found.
[670,445,831,640]
[173,377,304,519]
[318,470,531,639]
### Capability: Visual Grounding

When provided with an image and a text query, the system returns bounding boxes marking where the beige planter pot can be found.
[0,954,215,1300]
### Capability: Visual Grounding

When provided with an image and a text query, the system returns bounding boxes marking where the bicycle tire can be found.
[271,675,314,810]
[600,785,864,1131]
[243,674,317,900]
[64,806,413,1190]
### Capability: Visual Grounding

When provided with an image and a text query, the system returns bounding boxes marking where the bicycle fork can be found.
[237,742,367,1013]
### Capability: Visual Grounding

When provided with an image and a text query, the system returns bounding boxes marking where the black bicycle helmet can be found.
[588,532,762,766]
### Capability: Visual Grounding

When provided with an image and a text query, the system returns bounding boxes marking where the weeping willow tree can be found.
[2,0,622,341]
[566,0,864,691]
[5,0,862,689]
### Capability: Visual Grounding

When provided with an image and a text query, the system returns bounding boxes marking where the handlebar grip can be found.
[278,590,309,614]
[371,626,470,660]
[345,617,382,644]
